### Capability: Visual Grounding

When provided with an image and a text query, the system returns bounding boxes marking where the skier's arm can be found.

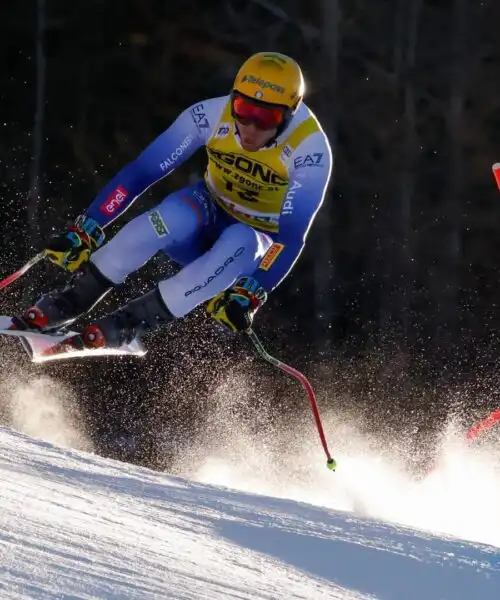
[256,134,333,292]
[85,99,222,227]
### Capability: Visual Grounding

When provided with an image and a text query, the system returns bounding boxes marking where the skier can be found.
[11,52,332,352]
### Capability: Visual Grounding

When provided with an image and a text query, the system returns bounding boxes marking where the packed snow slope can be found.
[0,427,498,600]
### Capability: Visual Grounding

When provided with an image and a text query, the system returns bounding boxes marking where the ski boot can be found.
[81,287,175,348]
[41,286,175,356]
[10,261,114,334]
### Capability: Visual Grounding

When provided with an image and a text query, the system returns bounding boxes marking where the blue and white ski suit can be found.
[87,96,332,317]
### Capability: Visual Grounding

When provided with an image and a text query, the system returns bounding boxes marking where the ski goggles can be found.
[231,92,287,130]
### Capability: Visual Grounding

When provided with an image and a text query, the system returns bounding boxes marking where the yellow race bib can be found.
[204,100,319,232]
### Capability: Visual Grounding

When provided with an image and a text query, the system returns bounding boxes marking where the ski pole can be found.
[466,409,500,441]
[465,167,500,442]
[492,163,500,190]
[246,328,337,471]
[0,251,46,291]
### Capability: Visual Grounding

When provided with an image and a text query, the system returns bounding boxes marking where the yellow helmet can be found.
[233,52,305,114]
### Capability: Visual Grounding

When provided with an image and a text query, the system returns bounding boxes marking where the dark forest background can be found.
[2,0,500,469]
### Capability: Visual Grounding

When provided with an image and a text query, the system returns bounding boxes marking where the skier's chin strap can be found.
[233,122,283,150]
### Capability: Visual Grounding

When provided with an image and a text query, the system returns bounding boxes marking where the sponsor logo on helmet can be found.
[185,247,245,296]
[100,185,129,216]
[190,103,209,130]
[260,53,288,65]
[294,153,324,169]
[241,74,285,94]
[282,179,302,216]
[148,210,169,237]
[259,243,285,271]
[159,134,194,172]
[207,148,287,186]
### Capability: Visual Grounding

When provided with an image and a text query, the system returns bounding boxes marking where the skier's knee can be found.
[155,192,204,244]
[220,223,258,250]
[220,223,272,263]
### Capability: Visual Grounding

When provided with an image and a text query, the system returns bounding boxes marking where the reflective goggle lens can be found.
[232,94,285,130]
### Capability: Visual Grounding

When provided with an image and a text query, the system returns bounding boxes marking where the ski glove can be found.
[45,215,105,272]
[207,276,267,333]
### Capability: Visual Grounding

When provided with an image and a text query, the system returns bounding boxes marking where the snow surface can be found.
[0,426,499,600]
